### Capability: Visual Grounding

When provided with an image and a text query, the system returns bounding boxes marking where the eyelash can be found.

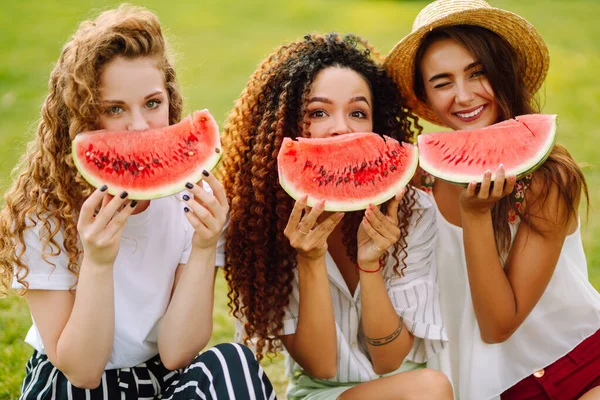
[103,99,162,116]
[308,109,368,118]
[433,69,486,89]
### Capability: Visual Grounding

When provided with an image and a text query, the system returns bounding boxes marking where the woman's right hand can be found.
[284,196,344,261]
[77,186,138,266]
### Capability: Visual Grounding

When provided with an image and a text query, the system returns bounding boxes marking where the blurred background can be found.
[1,0,599,398]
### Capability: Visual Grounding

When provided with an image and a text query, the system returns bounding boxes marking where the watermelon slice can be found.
[72,109,221,200]
[277,132,418,212]
[418,114,556,185]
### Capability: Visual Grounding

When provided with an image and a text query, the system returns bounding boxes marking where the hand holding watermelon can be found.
[357,189,405,270]
[77,186,138,267]
[181,172,229,250]
[284,195,344,261]
[459,164,517,216]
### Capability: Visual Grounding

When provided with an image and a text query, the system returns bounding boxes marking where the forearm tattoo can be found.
[364,318,404,346]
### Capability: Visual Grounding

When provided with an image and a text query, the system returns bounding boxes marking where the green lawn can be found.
[1,0,599,398]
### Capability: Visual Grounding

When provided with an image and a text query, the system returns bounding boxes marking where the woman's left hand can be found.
[460,164,517,216]
[182,171,229,249]
[356,188,405,270]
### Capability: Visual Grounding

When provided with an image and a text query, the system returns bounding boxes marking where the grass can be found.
[1,0,599,398]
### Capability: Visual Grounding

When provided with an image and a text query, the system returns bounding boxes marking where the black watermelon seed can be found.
[215,148,221,153]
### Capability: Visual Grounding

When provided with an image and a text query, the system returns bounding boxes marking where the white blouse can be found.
[427,196,600,400]
[281,189,448,383]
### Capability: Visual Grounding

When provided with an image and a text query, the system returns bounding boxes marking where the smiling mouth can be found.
[454,104,486,120]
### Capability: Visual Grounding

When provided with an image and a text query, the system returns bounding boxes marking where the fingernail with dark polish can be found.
[130,200,138,208]
[185,182,194,189]
[202,170,209,177]
[184,207,190,213]
[100,185,108,192]
[120,191,128,199]
[182,195,190,201]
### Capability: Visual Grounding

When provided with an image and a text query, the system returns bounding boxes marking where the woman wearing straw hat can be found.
[385,0,600,399]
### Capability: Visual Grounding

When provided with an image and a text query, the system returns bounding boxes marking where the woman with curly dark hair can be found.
[218,33,452,399]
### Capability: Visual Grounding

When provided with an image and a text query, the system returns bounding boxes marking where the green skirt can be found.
[286,360,425,400]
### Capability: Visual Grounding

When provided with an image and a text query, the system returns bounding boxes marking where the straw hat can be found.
[384,0,549,126]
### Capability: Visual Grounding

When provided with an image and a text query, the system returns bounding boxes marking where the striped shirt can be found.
[282,189,448,383]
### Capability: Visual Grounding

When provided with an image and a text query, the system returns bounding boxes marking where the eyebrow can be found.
[101,90,165,104]
[307,96,371,106]
[428,61,482,82]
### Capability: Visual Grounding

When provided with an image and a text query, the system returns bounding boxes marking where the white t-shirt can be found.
[13,195,194,369]
[427,195,600,400]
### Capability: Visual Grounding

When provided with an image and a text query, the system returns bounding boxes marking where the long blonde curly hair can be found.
[0,4,183,295]
[218,33,423,360]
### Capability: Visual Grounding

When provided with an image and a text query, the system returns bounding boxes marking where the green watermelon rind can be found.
[72,111,222,200]
[418,115,557,186]
[278,137,419,212]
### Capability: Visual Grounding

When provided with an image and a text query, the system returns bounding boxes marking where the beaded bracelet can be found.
[356,259,383,273]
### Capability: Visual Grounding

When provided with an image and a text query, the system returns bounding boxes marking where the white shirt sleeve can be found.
[215,214,228,268]
[281,273,301,336]
[11,219,77,290]
[385,190,448,363]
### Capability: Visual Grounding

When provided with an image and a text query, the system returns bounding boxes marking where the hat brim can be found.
[384,7,549,126]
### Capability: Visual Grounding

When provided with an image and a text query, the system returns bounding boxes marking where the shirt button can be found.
[533,369,545,378]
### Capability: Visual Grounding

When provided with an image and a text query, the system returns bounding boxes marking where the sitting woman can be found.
[217,33,453,400]
[385,0,600,399]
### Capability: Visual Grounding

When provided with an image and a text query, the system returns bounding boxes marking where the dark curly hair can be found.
[218,33,423,360]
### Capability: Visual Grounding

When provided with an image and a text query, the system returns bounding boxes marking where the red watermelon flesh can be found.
[72,109,221,200]
[277,132,418,212]
[417,114,556,185]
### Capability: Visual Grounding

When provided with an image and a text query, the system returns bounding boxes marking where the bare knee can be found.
[413,369,453,399]
[579,386,600,400]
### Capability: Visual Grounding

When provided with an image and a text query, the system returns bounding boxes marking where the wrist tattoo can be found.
[364,318,404,346]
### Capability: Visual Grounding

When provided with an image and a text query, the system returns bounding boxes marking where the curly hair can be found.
[0,4,182,296]
[414,25,589,254]
[218,33,423,360]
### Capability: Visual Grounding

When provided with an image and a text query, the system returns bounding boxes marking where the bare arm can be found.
[279,196,343,379]
[27,188,136,389]
[461,167,574,343]
[358,192,414,375]
[158,173,228,370]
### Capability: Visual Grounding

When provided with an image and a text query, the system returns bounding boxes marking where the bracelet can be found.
[356,259,383,273]
[364,317,404,346]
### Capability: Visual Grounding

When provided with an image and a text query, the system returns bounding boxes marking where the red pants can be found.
[501,329,600,400]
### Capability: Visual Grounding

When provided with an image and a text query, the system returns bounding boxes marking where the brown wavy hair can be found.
[0,4,182,296]
[414,25,589,253]
[218,33,423,360]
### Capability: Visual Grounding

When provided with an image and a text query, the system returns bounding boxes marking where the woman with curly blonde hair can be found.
[0,5,274,399]
[218,32,452,399]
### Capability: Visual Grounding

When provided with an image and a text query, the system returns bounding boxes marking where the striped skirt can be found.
[19,343,276,400]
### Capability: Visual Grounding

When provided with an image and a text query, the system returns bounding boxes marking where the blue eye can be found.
[104,106,124,115]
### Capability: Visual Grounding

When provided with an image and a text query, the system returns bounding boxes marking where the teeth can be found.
[456,106,484,119]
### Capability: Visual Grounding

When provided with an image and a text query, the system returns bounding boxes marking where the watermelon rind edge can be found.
[418,114,557,185]
[278,142,419,212]
[71,111,222,200]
